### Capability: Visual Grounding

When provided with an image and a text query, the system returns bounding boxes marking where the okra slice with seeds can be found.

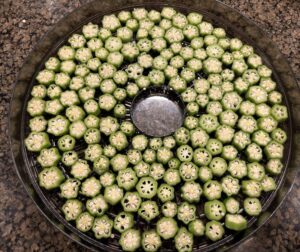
[175,227,194,252]
[104,184,124,205]
[99,172,116,187]
[80,177,101,197]
[261,176,276,192]
[188,219,205,237]
[198,166,213,182]
[204,200,226,221]
[138,200,160,221]
[61,151,78,166]
[177,202,196,225]
[136,176,158,199]
[119,229,141,252]
[25,132,50,152]
[76,212,94,232]
[163,168,181,186]
[157,147,174,164]
[84,144,103,162]
[114,212,134,233]
[181,181,202,203]
[92,215,113,239]
[228,158,247,179]
[142,230,162,252]
[161,201,177,218]
[62,199,83,221]
[157,183,175,203]
[117,168,138,191]
[60,178,81,199]
[38,166,64,190]
[37,147,61,168]
[221,175,240,196]
[134,161,150,177]
[156,217,178,240]
[179,162,199,182]
[243,197,262,216]
[203,180,222,200]
[242,180,262,198]
[93,155,110,175]
[149,163,165,180]
[224,197,240,214]
[86,195,108,217]
[205,220,224,241]
[121,192,142,212]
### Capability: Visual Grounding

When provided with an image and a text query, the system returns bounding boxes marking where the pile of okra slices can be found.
[25,6,288,252]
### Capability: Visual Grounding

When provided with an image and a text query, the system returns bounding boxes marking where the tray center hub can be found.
[131,87,185,137]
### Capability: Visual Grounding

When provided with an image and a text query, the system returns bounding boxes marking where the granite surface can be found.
[1,0,300,251]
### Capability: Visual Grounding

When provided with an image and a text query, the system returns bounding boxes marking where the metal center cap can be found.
[131,87,185,137]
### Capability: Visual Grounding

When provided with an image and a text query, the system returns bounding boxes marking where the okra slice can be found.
[268,90,283,105]
[100,116,119,136]
[142,230,162,252]
[157,147,174,164]
[225,214,247,231]
[224,197,240,214]
[80,177,101,197]
[149,163,165,180]
[69,120,87,139]
[205,220,224,241]
[38,166,64,190]
[266,158,283,175]
[117,168,138,191]
[221,145,238,161]
[215,124,235,143]
[62,199,83,221]
[92,215,113,239]
[127,149,143,165]
[271,128,287,144]
[193,148,212,166]
[158,183,175,202]
[209,157,228,177]
[261,176,276,192]
[93,155,109,175]
[181,181,202,203]
[31,85,47,98]
[132,134,148,151]
[103,145,117,158]
[264,141,284,159]
[83,99,100,115]
[121,192,142,212]
[204,200,226,221]
[198,166,213,182]
[114,212,134,233]
[60,178,80,199]
[134,161,150,177]
[86,195,108,217]
[37,148,61,167]
[252,130,271,147]
[179,162,198,181]
[110,154,128,172]
[47,115,70,137]
[104,184,124,205]
[102,15,121,31]
[25,132,50,152]
[243,197,262,216]
[203,180,222,200]
[206,138,223,156]
[149,138,163,150]
[175,227,194,252]
[109,131,128,151]
[242,180,262,197]
[66,105,86,121]
[161,201,177,218]
[163,136,176,149]
[199,114,219,133]
[219,110,238,127]
[228,158,247,179]
[99,172,115,187]
[163,168,181,186]
[177,145,193,162]
[138,200,160,221]
[188,219,205,237]
[156,217,178,240]
[221,175,240,196]
[84,144,103,162]
[271,104,288,122]
[247,162,265,181]
[29,116,47,132]
[168,158,181,170]
[190,128,209,148]
[61,151,78,166]
[119,229,141,252]
[245,143,263,162]
[136,176,158,199]
[143,149,156,164]
[98,94,117,111]
[177,202,196,225]
[233,130,251,150]
[76,212,94,232]
[257,116,278,133]
[120,121,135,136]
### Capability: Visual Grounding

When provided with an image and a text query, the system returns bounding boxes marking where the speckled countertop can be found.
[1,0,300,251]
